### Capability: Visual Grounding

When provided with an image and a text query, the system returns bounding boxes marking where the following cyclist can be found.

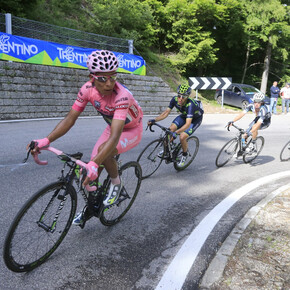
[28,50,143,227]
[228,92,271,153]
[148,84,203,166]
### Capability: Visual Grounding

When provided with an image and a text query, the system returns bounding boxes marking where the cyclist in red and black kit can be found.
[28,50,143,227]
[148,84,203,166]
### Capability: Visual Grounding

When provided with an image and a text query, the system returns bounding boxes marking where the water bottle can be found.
[242,137,246,148]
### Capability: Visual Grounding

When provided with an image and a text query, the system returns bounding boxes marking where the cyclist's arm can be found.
[175,118,192,134]
[91,118,125,165]
[47,109,81,142]
[232,111,247,123]
[153,108,171,122]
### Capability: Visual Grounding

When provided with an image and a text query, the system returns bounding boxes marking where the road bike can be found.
[215,123,264,167]
[280,140,290,161]
[137,122,199,179]
[3,142,142,272]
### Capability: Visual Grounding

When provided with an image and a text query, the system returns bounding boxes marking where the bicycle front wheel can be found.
[173,136,199,171]
[3,181,77,272]
[137,139,165,179]
[243,136,264,164]
[280,140,290,161]
[215,138,238,168]
[100,161,142,226]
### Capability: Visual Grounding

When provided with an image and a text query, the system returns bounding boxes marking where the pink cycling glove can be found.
[34,137,50,149]
[86,161,99,181]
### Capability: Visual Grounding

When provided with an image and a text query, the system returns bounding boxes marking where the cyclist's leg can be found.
[170,115,183,132]
[73,127,118,226]
[104,123,143,205]
[244,119,256,142]
[250,122,261,140]
[181,116,202,152]
[170,116,187,160]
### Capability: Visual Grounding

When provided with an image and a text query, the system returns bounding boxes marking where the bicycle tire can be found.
[137,138,165,179]
[173,136,199,171]
[100,161,142,226]
[3,181,77,272]
[215,138,238,167]
[243,136,264,163]
[280,140,290,161]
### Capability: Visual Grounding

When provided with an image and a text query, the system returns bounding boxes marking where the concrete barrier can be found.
[0,61,175,120]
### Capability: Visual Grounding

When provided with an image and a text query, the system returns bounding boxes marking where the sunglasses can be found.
[178,94,188,99]
[92,74,117,83]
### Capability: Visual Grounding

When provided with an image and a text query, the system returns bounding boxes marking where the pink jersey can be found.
[72,81,143,129]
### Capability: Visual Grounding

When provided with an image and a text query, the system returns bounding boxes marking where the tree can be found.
[241,0,290,93]
[0,0,38,17]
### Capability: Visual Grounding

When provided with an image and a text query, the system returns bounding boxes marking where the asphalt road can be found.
[0,113,289,289]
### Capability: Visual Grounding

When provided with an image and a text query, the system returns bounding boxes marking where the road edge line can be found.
[200,182,290,288]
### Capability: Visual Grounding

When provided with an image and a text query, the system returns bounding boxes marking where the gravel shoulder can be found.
[201,188,290,290]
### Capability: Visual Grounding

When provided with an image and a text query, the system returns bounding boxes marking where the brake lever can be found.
[149,123,155,132]
[23,141,36,163]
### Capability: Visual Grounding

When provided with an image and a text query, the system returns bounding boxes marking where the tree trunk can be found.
[241,40,250,84]
[260,37,272,94]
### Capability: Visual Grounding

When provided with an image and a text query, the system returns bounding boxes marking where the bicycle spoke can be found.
[100,162,141,226]
[215,138,238,167]
[243,136,264,163]
[137,139,164,179]
[174,136,199,171]
[280,141,290,161]
[3,182,76,272]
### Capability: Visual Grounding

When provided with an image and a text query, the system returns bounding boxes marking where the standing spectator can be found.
[280,83,290,114]
[269,81,280,114]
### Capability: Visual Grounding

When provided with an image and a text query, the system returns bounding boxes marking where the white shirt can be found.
[281,86,290,99]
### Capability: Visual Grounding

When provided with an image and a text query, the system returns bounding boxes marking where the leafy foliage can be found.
[1,0,290,93]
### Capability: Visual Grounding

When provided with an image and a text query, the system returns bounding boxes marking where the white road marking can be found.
[155,171,290,290]
[0,163,28,171]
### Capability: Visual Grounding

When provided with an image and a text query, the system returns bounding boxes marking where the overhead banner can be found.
[0,32,146,75]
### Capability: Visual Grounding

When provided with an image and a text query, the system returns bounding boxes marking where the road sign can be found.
[189,77,232,90]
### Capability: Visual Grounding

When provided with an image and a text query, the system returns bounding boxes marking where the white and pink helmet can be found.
[87,50,119,73]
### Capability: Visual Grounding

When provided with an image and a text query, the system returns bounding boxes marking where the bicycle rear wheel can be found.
[173,136,199,171]
[280,140,290,161]
[243,136,264,163]
[137,138,165,179]
[100,161,142,226]
[215,138,238,167]
[3,181,77,272]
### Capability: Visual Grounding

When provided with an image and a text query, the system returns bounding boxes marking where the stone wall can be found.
[0,61,175,120]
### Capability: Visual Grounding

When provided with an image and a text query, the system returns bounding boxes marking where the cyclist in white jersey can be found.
[228,92,271,152]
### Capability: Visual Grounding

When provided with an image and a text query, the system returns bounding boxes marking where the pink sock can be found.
[111,176,120,185]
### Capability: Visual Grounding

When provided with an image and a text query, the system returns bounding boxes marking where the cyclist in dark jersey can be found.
[228,92,271,152]
[148,84,203,166]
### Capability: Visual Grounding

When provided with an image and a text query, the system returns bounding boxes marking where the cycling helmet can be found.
[177,84,191,96]
[252,92,265,103]
[87,50,119,73]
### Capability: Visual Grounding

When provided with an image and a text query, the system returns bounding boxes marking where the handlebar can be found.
[24,142,96,191]
[147,122,175,136]
[226,123,245,133]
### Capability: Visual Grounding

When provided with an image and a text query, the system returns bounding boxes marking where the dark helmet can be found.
[177,84,191,96]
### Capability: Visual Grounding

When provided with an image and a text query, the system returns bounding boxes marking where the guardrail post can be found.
[128,40,134,54]
[5,13,12,34]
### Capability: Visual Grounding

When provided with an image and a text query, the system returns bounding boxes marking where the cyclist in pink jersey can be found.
[29,50,143,227]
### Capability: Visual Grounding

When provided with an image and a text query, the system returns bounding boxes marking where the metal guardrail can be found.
[0,13,133,54]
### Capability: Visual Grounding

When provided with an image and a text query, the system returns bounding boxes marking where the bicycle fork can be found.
[37,187,68,233]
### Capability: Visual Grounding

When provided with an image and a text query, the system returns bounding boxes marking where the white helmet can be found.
[252,92,265,103]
